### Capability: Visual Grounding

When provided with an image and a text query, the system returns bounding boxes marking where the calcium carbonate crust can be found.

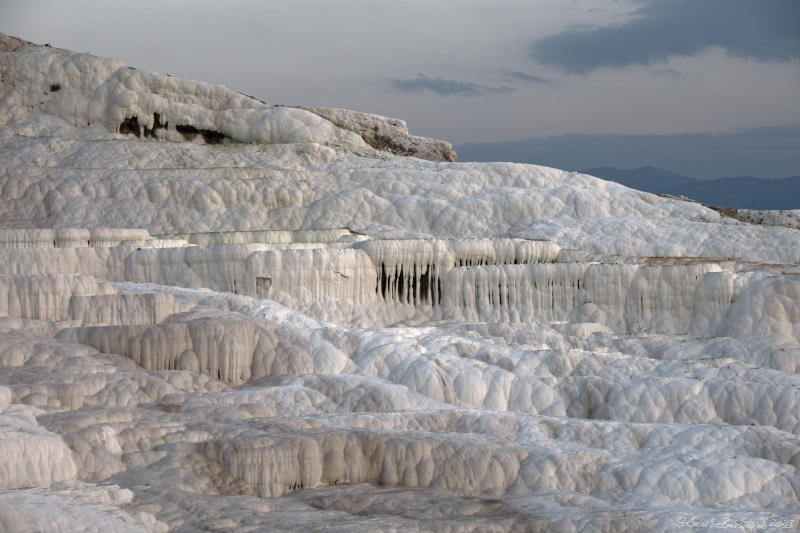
[0,33,798,532]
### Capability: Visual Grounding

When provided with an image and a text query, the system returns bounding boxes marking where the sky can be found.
[456,126,800,179]
[2,0,799,168]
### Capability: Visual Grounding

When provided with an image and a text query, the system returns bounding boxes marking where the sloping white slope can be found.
[2,114,798,264]
[0,35,798,532]
[0,34,363,148]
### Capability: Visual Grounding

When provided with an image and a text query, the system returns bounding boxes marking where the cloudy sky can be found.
[3,0,799,150]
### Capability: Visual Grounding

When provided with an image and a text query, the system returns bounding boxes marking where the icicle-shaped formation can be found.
[0,235,778,336]
[203,428,523,499]
[86,228,153,248]
[0,247,127,280]
[57,317,272,384]
[245,248,377,306]
[0,274,113,321]
[0,228,152,248]
[620,263,724,333]
[355,240,450,306]
[448,239,560,267]
[442,262,729,334]
[355,239,561,307]
[124,244,261,294]
[56,313,349,383]
[67,293,181,326]
[163,228,358,246]
[443,263,589,323]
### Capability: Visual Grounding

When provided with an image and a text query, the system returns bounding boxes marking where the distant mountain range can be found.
[580,167,800,210]
[453,128,800,209]
[453,127,800,182]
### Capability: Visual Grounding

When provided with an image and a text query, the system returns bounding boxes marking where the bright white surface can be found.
[0,36,798,532]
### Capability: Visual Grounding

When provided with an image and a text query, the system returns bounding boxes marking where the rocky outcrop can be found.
[711,206,800,230]
[0,34,34,53]
[295,106,457,162]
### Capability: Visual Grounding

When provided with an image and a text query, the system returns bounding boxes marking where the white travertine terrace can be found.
[0,33,798,532]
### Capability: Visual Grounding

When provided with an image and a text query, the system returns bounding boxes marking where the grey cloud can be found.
[391,74,515,96]
[532,0,800,73]
[505,71,551,84]
[484,85,516,95]
[651,67,682,77]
